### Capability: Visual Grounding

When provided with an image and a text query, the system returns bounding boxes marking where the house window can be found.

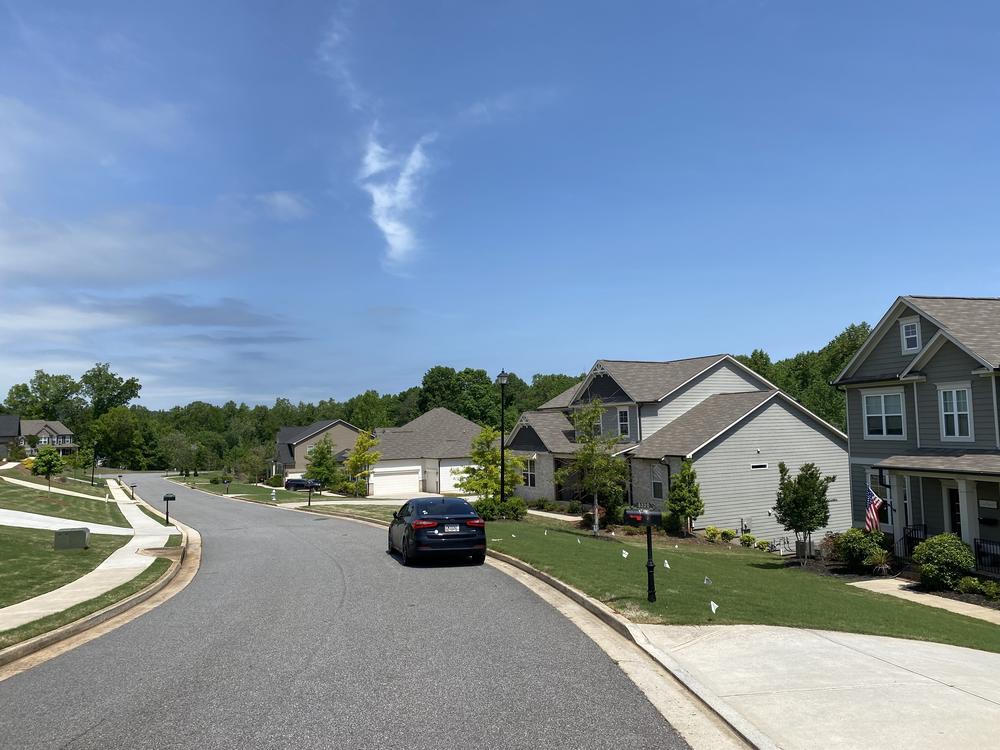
[592,417,602,437]
[867,470,892,526]
[863,389,905,439]
[618,408,630,437]
[899,317,921,353]
[652,480,663,500]
[939,384,973,441]
[522,459,536,488]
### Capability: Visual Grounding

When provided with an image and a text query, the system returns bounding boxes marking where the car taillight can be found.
[412,519,438,530]
[466,518,485,528]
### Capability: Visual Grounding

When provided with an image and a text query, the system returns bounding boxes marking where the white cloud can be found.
[255,191,312,221]
[358,134,435,269]
[317,3,367,112]
[457,87,558,126]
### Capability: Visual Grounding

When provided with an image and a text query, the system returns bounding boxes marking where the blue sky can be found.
[2,2,999,409]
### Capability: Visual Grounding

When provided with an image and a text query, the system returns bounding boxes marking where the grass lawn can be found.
[485,521,1000,654]
[307,504,399,523]
[0,557,171,649]
[138,504,169,526]
[165,534,182,548]
[170,474,302,504]
[0,526,130,608]
[0,482,129,528]
[0,464,110,499]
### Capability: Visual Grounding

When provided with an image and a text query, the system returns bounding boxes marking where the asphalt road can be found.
[0,475,688,749]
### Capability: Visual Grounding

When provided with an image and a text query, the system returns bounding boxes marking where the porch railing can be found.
[895,524,927,560]
[974,538,1000,577]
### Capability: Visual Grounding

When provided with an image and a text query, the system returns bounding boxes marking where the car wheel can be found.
[472,552,486,565]
[387,531,394,554]
[401,536,414,566]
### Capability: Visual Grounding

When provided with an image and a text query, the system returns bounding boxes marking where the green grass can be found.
[485,521,1000,654]
[165,534,182,548]
[0,526,130,608]
[0,557,171,649]
[0,464,111,499]
[170,475,301,504]
[307,504,399,523]
[0,481,129,528]
[138,504,170,526]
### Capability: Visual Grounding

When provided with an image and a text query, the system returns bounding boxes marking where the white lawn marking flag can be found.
[544,529,548,536]
[610,531,615,536]
[704,576,712,585]
[511,534,517,538]
[710,601,719,614]
[577,538,581,544]
[621,549,629,558]
[674,544,678,549]
[490,538,502,542]
[663,560,670,569]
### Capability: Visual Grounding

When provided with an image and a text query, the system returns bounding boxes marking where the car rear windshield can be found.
[416,498,475,516]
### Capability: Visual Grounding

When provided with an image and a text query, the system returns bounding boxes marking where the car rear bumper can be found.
[413,532,486,554]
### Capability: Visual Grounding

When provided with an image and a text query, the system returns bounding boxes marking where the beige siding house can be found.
[273,419,363,477]
[507,354,850,551]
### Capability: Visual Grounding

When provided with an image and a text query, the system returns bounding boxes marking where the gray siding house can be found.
[832,296,1000,573]
[273,419,363,478]
[0,414,19,459]
[19,420,76,457]
[508,355,850,550]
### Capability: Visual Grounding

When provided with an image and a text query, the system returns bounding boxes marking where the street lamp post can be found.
[496,370,509,505]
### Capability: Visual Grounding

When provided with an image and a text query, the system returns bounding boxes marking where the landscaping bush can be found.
[660,512,683,535]
[264,475,284,488]
[755,539,771,552]
[739,533,757,548]
[475,497,527,521]
[818,531,841,561]
[719,528,737,542]
[834,527,884,572]
[704,526,721,542]
[912,534,975,591]
[209,477,221,485]
[864,547,893,576]
[981,580,1000,601]
[567,500,582,515]
[580,506,608,530]
[532,499,547,510]
[606,505,624,525]
[957,576,983,595]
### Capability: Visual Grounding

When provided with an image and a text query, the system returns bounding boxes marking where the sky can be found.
[1,1,999,409]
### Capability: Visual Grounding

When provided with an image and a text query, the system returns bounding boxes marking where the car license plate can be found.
[444,524,460,533]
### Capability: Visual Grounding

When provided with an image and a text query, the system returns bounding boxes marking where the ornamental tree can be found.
[456,426,524,502]
[667,459,704,536]
[772,462,835,566]
[344,432,381,497]
[31,446,65,492]
[304,435,345,493]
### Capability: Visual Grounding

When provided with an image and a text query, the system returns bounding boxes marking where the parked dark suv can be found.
[284,478,322,491]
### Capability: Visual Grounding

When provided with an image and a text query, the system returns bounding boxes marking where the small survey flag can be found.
[710,601,719,614]
[621,549,629,559]
[704,576,712,585]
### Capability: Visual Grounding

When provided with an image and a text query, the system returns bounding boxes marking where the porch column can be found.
[890,472,905,548]
[957,478,980,547]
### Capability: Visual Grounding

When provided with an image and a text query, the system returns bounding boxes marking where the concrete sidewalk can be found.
[639,623,1000,749]
[852,577,1000,625]
[0,509,131,536]
[0,482,177,632]
[0,475,111,501]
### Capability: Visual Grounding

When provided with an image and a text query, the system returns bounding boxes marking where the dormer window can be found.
[899,317,921,353]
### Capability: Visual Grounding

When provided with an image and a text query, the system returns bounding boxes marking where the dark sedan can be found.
[284,478,322,491]
[387,497,486,565]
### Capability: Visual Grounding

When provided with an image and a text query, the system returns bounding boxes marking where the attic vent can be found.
[750,463,768,470]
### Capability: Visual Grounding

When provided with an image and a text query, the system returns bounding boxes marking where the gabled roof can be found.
[276,419,360,447]
[874,450,1000,478]
[508,411,578,454]
[539,354,738,408]
[834,295,1000,384]
[0,414,19,438]
[374,407,482,460]
[20,419,71,436]
[631,391,779,459]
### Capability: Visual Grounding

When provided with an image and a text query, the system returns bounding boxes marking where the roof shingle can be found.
[905,296,1000,368]
[375,407,482,460]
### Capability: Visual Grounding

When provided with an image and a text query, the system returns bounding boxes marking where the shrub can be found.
[956,576,983,595]
[532,499,547,510]
[580,506,608,530]
[755,539,771,552]
[834,528,883,572]
[264,475,284,488]
[660,512,683,535]
[567,500,582,515]
[719,528,737,542]
[912,534,975,591]
[209,477,221,485]
[818,532,841,561]
[739,533,757,548]
[864,547,893,576]
[980,580,1000,601]
[475,496,527,521]
[704,526,721,542]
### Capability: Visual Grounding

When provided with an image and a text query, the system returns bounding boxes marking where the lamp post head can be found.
[496,370,509,386]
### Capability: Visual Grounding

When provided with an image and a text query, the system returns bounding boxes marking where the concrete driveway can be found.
[0,475,688,750]
[639,624,1000,749]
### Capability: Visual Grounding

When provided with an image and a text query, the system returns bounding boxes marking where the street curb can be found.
[285,507,769,749]
[0,493,193,669]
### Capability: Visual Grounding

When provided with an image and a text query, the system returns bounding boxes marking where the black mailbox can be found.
[623,508,662,527]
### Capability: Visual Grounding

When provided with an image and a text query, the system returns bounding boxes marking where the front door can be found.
[948,487,962,538]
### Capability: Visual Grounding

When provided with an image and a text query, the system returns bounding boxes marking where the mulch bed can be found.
[926,589,1000,612]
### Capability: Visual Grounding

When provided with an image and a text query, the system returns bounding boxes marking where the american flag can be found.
[865,485,884,532]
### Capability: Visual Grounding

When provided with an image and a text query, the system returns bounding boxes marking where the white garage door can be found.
[370,469,421,496]
[439,458,470,494]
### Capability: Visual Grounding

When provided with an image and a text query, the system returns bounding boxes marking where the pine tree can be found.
[667,459,704,536]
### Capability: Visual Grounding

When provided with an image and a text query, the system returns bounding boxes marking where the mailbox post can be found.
[308,485,313,508]
[129,483,137,500]
[223,479,231,496]
[624,507,662,603]
[163,493,175,525]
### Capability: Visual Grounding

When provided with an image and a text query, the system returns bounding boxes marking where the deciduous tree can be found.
[457,427,524,502]
[304,435,345,492]
[344,432,381,497]
[772,462,835,566]
[31,446,65,492]
[667,459,704,536]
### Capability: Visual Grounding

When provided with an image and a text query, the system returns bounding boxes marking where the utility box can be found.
[623,508,663,527]
[54,527,90,550]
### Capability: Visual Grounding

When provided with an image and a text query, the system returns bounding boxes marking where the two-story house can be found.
[832,296,1000,573]
[272,419,363,478]
[19,420,76,457]
[508,354,850,548]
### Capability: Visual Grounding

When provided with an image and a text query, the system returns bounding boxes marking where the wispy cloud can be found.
[358,131,435,270]
[317,1,367,112]
[255,191,312,221]
[457,87,558,126]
